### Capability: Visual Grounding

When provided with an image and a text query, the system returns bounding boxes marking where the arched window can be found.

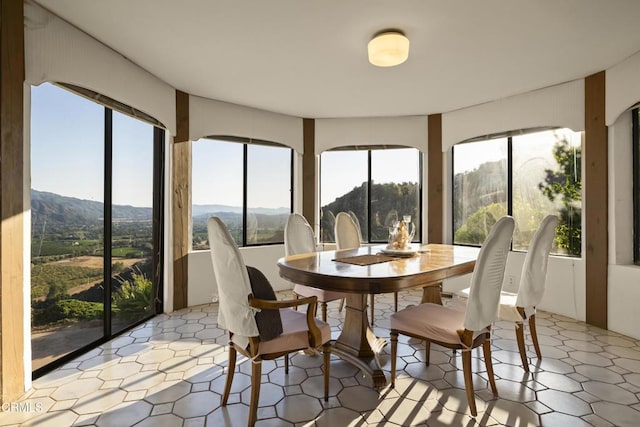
[319,146,422,243]
[453,128,582,256]
[191,137,293,249]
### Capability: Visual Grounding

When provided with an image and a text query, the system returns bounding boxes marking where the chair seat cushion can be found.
[246,266,283,341]
[258,308,331,355]
[497,291,523,321]
[390,303,465,345]
[293,284,344,303]
[457,288,526,322]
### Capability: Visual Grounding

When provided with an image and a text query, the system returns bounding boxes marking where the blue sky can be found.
[31,83,155,208]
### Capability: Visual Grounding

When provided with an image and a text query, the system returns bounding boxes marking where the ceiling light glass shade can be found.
[368,31,410,67]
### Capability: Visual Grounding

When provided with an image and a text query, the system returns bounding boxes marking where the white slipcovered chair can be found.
[390,215,515,416]
[208,217,331,427]
[285,213,346,321]
[503,215,558,370]
[465,214,557,372]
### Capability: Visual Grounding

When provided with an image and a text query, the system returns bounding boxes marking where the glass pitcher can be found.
[387,215,415,250]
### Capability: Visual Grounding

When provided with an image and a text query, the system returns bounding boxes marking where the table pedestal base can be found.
[333,294,388,388]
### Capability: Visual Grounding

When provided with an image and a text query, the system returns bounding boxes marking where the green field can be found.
[32,239,101,258]
[112,247,147,257]
[31,263,102,300]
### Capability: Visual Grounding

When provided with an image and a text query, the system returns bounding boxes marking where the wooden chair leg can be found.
[222,345,237,406]
[424,340,431,366]
[515,321,530,372]
[323,343,331,401]
[461,350,477,417]
[370,294,375,326]
[321,302,328,322]
[284,354,289,374]
[394,291,398,312]
[390,331,398,387]
[248,359,262,427]
[294,293,299,311]
[482,340,498,395]
[338,298,345,312]
[529,313,542,359]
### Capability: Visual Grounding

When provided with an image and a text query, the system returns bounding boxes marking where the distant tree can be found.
[112,261,125,273]
[538,136,582,256]
[454,203,507,245]
[46,282,68,301]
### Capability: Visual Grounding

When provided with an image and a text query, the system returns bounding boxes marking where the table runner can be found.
[333,254,399,266]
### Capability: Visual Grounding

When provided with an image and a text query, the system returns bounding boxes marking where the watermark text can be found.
[1,402,44,413]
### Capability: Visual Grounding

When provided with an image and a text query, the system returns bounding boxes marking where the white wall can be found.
[605,50,640,339]
[188,245,288,306]
[443,253,586,321]
[315,116,428,153]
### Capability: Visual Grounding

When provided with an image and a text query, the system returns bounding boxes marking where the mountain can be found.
[192,204,290,218]
[31,190,289,228]
[31,189,152,227]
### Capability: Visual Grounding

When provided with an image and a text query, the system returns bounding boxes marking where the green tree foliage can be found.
[538,137,582,255]
[112,273,153,321]
[454,203,507,245]
[320,182,419,242]
[453,159,506,235]
[33,299,103,326]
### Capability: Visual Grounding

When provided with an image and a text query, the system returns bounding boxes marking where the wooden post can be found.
[584,71,608,329]
[0,0,26,401]
[427,114,443,243]
[302,119,316,227]
[172,90,190,309]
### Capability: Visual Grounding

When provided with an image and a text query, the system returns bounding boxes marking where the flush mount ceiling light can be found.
[367,30,410,67]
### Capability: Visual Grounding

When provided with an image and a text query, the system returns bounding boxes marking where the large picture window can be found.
[30,83,164,375]
[320,147,422,243]
[192,138,293,249]
[453,128,582,256]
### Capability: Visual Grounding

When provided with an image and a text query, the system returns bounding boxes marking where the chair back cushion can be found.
[246,266,283,341]
[348,211,363,243]
[335,212,361,250]
[207,217,259,338]
[515,215,558,308]
[285,213,316,256]
[464,215,515,331]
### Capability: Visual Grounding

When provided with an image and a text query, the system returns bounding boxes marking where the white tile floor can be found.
[2,289,640,426]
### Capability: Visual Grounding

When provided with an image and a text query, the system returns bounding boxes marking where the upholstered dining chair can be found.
[285,213,346,322]
[390,215,515,417]
[207,217,331,427]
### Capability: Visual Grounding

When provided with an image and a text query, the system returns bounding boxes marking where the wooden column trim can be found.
[427,114,443,243]
[172,90,190,310]
[584,71,608,329]
[302,119,316,227]
[0,0,26,401]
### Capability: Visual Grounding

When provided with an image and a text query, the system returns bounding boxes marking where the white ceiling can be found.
[34,0,640,119]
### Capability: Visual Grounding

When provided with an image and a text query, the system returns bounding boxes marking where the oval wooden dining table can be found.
[277,243,480,388]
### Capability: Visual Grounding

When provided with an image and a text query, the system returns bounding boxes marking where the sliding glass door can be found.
[30,83,164,375]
